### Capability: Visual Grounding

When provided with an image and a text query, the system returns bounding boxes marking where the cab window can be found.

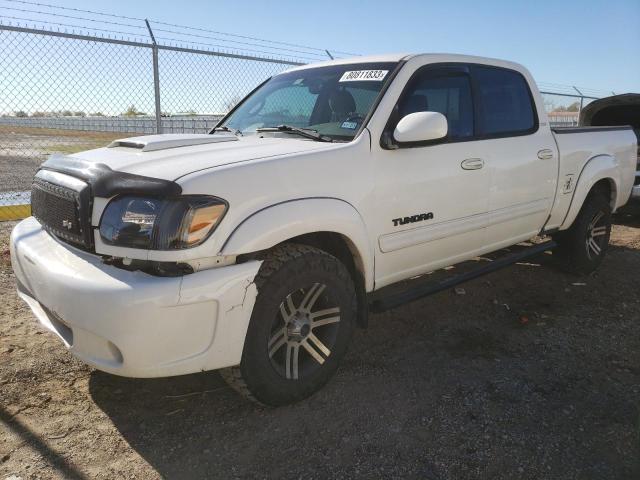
[473,66,536,136]
[397,71,474,140]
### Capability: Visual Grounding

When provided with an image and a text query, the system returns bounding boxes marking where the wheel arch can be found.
[221,198,374,292]
[560,154,620,230]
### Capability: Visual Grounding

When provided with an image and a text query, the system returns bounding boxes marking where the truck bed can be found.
[545,125,637,230]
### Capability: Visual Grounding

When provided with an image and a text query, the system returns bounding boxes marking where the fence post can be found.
[145,19,162,134]
[572,86,584,121]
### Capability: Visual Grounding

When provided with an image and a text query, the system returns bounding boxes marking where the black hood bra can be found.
[40,155,182,198]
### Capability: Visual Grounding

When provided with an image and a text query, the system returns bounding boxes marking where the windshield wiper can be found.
[255,124,333,142]
[211,125,242,136]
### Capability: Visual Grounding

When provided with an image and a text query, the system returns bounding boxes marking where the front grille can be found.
[31,176,93,249]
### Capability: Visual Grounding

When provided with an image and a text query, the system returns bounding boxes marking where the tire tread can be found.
[220,243,348,405]
[553,192,612,275]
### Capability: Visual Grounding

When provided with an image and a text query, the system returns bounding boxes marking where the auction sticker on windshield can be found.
[339,70,388,82]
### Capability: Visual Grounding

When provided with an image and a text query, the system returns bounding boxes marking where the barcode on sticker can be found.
[339,70,388,82]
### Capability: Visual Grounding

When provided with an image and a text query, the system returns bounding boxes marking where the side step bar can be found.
[369,240,557,313]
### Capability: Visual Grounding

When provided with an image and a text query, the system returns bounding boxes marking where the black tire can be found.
[221,243,357,406]
[553,192,612,275]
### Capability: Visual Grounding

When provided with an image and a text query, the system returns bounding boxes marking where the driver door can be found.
[369,65,492,288]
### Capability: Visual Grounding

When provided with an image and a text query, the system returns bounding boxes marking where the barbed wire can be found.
[147,20,359,57]
[0,0,358,56]
[0,15,152,41]
[152,35,322,62]
[146,26,331,59]
[0,16,318,62]
[0,0,620,93]
[0,5,146,29]
[538,82,616,97]
[0,5,342,61]
[0,0,145,20]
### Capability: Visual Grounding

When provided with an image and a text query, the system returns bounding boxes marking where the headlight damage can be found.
[99,195,227,249]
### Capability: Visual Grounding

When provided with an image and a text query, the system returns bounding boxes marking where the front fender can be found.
[221,198,374,291]
[560,154,620,230]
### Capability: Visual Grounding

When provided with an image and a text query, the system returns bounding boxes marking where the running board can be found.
[369,240,557,313]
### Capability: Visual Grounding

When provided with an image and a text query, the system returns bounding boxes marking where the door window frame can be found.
[380,62,539,150]
[471,63,539,140]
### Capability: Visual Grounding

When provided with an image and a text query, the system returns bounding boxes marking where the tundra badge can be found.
[392,212,434,227]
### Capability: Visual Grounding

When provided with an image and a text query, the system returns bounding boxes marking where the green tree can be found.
[14,110,28,117]
[566,101,580,112]
[123,105,146,117]
[224,95,243,112]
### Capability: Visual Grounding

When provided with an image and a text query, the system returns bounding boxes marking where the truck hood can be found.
[69,133,334,181]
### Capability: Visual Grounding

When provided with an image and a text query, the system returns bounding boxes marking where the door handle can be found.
[537,149,554,160]
[461,158,484,170]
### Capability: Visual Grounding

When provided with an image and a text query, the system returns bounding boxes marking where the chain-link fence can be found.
[0,23,305,220]
[0,18,616,221]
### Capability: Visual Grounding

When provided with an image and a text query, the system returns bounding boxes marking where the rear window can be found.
[474,66,536,136]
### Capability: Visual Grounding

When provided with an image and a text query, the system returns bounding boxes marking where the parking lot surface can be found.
[1,209,639,479]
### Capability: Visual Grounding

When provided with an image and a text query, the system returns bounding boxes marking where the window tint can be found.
[344,86,379,115]
[258,85,319,128]
[223,62,398,140]
[474,66,536,135]
[398,73,474,140]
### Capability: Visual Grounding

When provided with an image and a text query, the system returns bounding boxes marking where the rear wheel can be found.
[221,244,356,406]
[553,192,612,275]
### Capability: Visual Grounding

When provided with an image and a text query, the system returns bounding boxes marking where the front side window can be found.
[220,62,398,141]
[397,71,474,140]
[473,66,536,136]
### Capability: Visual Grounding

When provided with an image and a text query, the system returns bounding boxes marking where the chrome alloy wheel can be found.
[267,283,341,380]
[585,210,608,260]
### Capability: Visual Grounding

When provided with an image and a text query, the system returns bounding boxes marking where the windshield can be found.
[218,62,398,141]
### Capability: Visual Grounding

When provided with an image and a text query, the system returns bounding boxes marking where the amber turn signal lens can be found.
[185,203,227,246]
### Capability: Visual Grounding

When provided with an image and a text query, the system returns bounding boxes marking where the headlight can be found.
[99,195,227,250]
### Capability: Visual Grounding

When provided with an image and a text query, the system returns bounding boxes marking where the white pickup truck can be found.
[10,54,637,406]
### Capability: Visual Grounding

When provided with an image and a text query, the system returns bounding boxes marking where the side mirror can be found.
[393,111,448,144]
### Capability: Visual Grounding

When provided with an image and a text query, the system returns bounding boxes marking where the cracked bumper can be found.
[10,217,261,378]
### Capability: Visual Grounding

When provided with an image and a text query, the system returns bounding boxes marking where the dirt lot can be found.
[1,210,639,479]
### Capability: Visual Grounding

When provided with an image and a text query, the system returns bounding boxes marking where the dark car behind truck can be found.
[580,93,640,202]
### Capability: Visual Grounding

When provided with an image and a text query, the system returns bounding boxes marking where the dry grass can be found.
[0,126,137,155]
[0,125,134,140]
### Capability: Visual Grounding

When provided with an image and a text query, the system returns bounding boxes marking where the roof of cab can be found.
[282,53,527,75]
[283,53,410,73]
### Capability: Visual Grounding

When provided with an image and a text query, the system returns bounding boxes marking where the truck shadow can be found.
[614,203,640,227]
[88,242,640,479]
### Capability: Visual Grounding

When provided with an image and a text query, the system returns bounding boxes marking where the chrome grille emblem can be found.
[62,219,73,230]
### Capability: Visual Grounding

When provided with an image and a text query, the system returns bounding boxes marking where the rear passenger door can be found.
[471,65,558,249]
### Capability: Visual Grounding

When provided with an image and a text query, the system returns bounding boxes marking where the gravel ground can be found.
[1,208,639,480]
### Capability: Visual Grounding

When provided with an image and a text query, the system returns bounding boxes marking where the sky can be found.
[41,0,640,94]
[1,0,639,116]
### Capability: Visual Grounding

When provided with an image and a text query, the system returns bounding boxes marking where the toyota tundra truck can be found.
[10,54,637,406]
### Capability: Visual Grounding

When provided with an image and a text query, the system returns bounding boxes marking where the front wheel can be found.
[553,192,612,275]
[221,244,357,406]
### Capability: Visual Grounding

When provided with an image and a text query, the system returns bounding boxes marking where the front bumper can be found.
[10,217,260,378]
